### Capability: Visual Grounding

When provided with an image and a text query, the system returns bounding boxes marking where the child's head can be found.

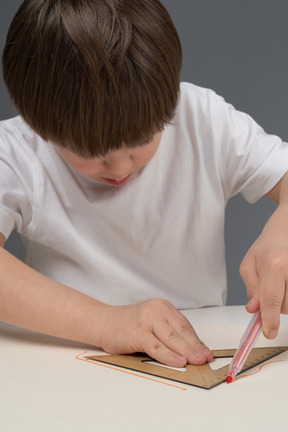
[2,0,182,158]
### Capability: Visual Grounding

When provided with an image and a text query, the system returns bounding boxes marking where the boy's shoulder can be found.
[180,82,215,98]
[0,116,50,183]
[0,116,42,156]
[0,115,28,133]
[179,82,217,113]
[176,82,220,130]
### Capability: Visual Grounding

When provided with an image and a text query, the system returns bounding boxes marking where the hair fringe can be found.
[3,0,182,157]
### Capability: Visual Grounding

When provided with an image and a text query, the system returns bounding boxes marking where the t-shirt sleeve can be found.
[0,139,35,240]
[213,92,288,203]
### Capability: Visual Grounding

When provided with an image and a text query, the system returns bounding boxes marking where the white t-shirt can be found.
[1,83,288,308]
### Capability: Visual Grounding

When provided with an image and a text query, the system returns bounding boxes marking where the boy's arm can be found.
[240,171,288,338]
[0,234,213,367]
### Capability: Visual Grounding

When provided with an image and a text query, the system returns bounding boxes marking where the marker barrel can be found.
[227,311,262,382]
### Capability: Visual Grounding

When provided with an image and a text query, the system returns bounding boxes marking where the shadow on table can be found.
[0,322,100,350]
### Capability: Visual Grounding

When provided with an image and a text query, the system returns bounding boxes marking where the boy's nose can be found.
[104,152,133,177]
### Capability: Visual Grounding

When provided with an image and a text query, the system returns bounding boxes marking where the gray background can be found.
[1,0,287,305]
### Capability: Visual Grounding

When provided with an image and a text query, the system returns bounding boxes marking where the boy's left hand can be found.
[240,172,288,339]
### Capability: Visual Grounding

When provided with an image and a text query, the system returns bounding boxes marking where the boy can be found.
[1,0,288,368]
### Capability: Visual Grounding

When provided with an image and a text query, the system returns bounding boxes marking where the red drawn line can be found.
[76,351,187,391]
[234,359,285,381]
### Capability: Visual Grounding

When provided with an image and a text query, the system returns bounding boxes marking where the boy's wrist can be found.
[84,301,113,349]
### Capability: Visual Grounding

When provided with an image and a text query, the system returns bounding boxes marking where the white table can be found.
[1,306,288,432]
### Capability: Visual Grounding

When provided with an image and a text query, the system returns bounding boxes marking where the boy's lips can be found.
[102,173,133,186]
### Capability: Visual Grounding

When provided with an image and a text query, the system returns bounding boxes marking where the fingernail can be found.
[193,348,211,360]
[268,330,278,339]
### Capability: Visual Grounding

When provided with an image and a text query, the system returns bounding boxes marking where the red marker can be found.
[226,310,262,383]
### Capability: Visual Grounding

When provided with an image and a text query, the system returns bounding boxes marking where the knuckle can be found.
[178,321,195,338]
[154,298,172,309]
[142,298,172,316]
[145,298,170,309]
[239,260,249,278]
[263,256,287,274]
[261,291,282,309]
[138,299,174,331]
[165,329,180,343]
[139,300,156,320]
[245,282,258,298]
[269,258,285,273]
[151,340,165,353]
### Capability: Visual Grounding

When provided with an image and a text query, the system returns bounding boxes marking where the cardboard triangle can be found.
[86,346,287,389]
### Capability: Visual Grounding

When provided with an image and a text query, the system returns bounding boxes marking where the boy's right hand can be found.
[97,299,213,367]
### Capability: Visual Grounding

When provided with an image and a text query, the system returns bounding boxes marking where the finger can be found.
[259,270,285,339]
[239,255,260,312]
[142,332,188,368]
[153,313,213,365]
[171,309,214,364]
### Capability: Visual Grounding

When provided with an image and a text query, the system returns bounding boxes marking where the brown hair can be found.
[2,0,182,157]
